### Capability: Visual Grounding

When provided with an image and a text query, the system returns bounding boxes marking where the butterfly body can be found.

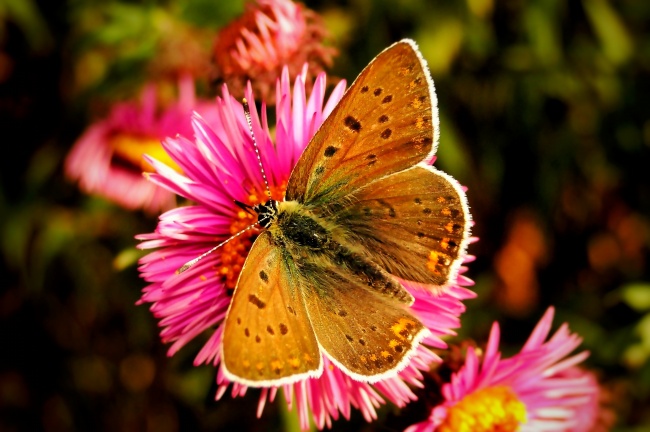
[266,199,414,304]
[220,39,472,387]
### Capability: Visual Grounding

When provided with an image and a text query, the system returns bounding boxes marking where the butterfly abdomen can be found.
[329,244,413,304]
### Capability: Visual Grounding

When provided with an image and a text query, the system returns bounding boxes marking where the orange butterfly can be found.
[192,39,471,387]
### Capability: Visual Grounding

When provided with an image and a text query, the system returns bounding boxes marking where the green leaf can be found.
[583,0,634,66]
[622,283,650,311]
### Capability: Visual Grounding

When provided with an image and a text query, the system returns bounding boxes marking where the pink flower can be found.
[211,0,336,103]
[406,306,601,432]
[136,67,476,430]
[65,75,218,214]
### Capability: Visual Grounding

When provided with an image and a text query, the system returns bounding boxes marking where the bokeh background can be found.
[1,0,649,430]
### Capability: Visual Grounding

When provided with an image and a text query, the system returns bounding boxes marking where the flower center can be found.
[217,184,286,290]
[438,386,527,432]
[110,133,181,173]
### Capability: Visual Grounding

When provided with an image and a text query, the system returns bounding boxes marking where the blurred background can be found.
[1,0,649,430]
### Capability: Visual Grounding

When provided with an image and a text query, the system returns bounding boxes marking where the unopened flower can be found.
[406,306,601,432]
[136,67,476,430]
[65,75,217,214]
[211,0,336,104]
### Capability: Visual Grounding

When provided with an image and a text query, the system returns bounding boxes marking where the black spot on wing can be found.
[324,146,339,157]
[344,116,361,132]
[259,270,268,283]
[249,294,266,309]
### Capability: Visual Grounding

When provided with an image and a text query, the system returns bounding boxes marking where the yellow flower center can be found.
[438,386,527,432]
[217,184,286,290]
[110,133,181,173]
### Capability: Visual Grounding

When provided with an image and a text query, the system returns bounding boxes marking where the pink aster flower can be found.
[65,75,218,214]
[406,306,601,432]
[136,66,477,430]
[211,0,336,103]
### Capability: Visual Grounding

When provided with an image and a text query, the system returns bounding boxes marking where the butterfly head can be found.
[253,199,279,228]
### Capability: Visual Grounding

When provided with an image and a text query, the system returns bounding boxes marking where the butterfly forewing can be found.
[222,231,322,386]
[334,165,470,288]
[286,40,437,206]
[299,263,428,381]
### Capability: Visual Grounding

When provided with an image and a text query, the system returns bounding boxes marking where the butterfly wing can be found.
[334,165,471,288]
[221,231,322,386]
[285,39,438,206]
[299,261,428,381]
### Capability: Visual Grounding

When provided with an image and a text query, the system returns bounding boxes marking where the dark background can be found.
[1,0,649,430]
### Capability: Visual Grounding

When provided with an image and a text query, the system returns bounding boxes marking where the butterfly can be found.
[208,39,471,387]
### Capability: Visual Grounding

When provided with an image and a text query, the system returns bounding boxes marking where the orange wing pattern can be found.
[333,165,471,288]
[300,262,428,381]
[285,40,438,207]
[221,231,322,386]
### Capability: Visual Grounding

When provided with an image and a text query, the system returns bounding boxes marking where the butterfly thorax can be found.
[266,201,331,250]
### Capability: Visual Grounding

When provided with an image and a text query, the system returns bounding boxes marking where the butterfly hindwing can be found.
[298,261,428,381]
[333,165,471,288]
[285,39,437,206]
[222,231,322,386]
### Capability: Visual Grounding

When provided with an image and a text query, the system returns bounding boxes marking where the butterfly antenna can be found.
[177,99,269,275]
[242,98,272,200]
[176,224,258,274]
